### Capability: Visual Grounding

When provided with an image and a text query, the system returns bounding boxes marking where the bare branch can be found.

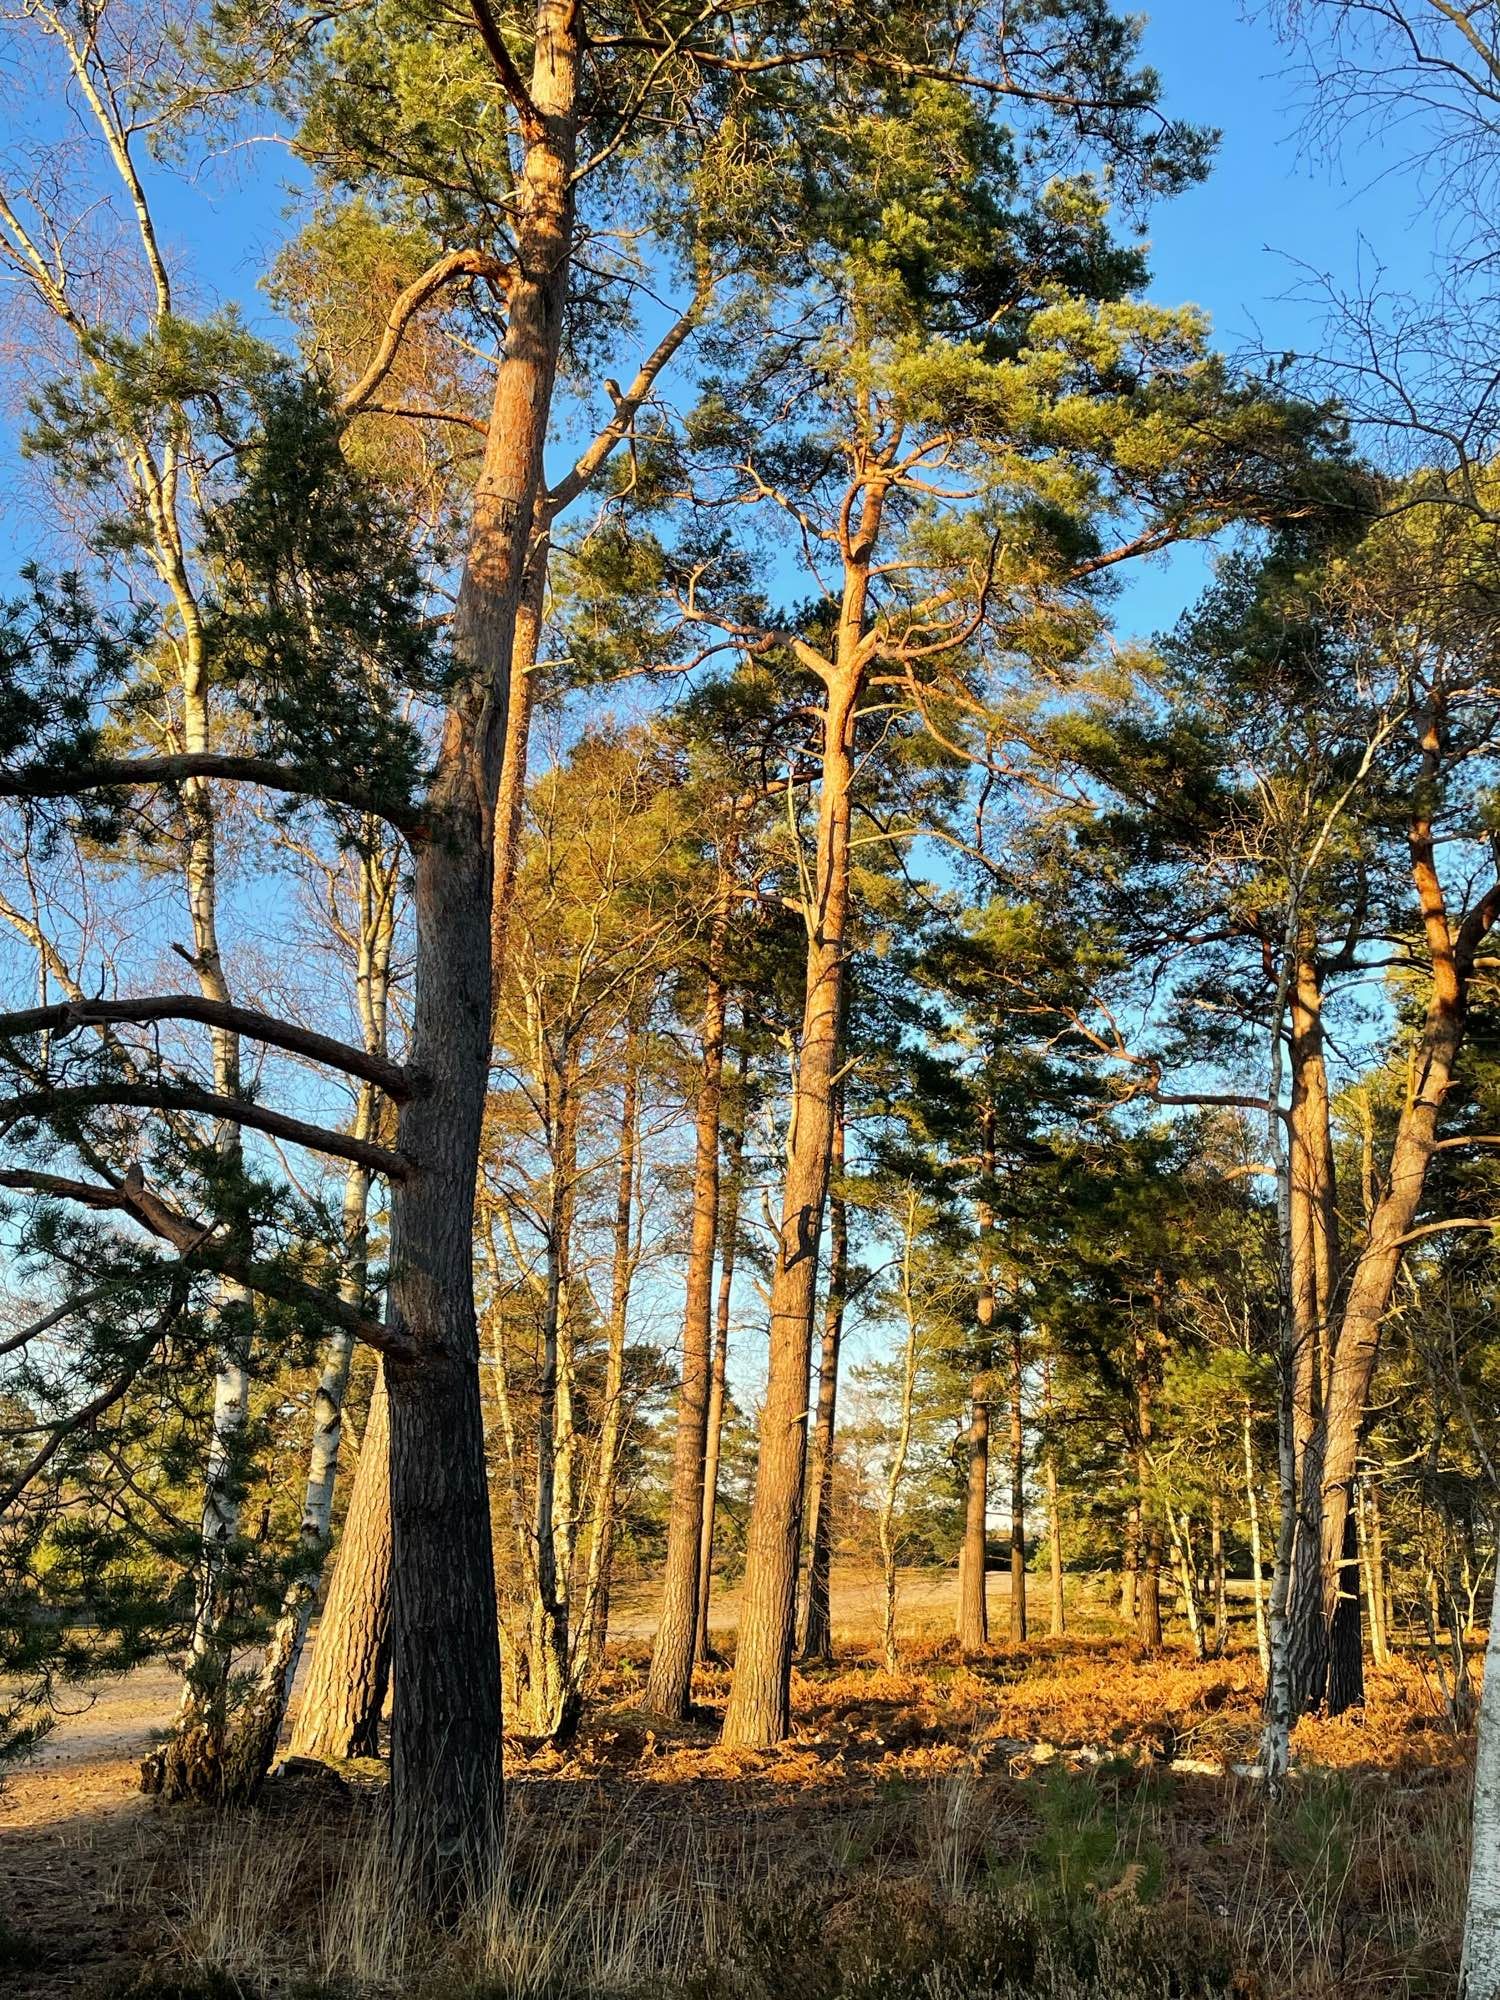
[0,1084,409,1180]
[0,996,410,1100]
[0,754,427,837]
[341,248,512,417]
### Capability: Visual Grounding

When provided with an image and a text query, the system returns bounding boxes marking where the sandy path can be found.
[0,1565,1003,1836]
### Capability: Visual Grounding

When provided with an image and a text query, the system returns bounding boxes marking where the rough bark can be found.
[646,907,729,1718]
[1286,728,1500,1719]
[722,604,871,1748]
[289,1366,393,1762]
[800,1085,845,1665]
[383,0,580,1897]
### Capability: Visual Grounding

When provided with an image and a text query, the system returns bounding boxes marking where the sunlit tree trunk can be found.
[957,1106,996,1652]
[1008,1326,1027,1644]
[1243,1404,1270,1675]
[288,1367,393,1762]
[224,835,398,1793]
[879,1189,922,1675]
[1120,1500,1140,1626]
[382,0,580,1900]
[1462,1546,1500,1998]
[1043,1358,1064,1638]
[524,1041,582,1739]
[1286,735,1499,1720]
[722,515,878,1746]
[800,1085,845,1665]
[697,1048,747,1664]
[580,1016,642,1677]
[646,903,729,1718]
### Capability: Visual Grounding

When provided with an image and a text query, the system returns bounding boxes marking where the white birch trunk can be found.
[1461,1546,1500,1998]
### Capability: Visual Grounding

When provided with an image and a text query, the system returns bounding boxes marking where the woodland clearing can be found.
[0,1585,1477,2000]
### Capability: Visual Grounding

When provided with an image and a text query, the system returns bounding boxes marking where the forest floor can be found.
[0,1571,1479,2000]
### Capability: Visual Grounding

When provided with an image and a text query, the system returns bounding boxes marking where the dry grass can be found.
[0,1629,1479,2000]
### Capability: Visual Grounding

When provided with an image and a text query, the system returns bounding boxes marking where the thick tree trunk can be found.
[1008,1327,1027,1644]
[290,1367,393,1762]
[1286,744,1498,1721]
[646,909,729,1719]
[697,1052,746,1664]
[800,1086,845,1665]
[384,2,578,1897]
[722,646,867,1748]
[228,844,396,1796]
[221,1156,370,1795]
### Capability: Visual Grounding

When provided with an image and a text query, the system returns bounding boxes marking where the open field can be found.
[0,1572,1480,2000]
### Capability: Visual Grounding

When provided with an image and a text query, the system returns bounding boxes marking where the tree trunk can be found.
[1134,1319,1161,1648]
[143,661,254,1803]
[1244,1402,1270,1675]
[879,1191,922,1675]
[384,1,578,1897]
[523,1044,581,1739]
[646,905,729,1719]
[697,1048,747,1664]
[579,1018,642,1678]
[221,1157,370,1795]
[1121,1499,1140,1626]
[290,1365,393,1761]
[1167,1504,1207,1661]
[721,630,869,1748]
[1138,1519,1164,1648]
[1462,1546,1500,1998]
[957,1104,996,1652]
[1211,1492,1227,1656]
[1008,1326,1027,1644]
[1042,1356,1064,1638]
[1286,741,1499,1720]
[800,1085,845,1665]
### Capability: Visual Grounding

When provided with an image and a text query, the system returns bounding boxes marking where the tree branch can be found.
[466,0,545,139]
[0,1084,409,1180]
[0,997,410,1099]
[0,1166,408,1356]
[341,247,512,417]
[0,754,427,837]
